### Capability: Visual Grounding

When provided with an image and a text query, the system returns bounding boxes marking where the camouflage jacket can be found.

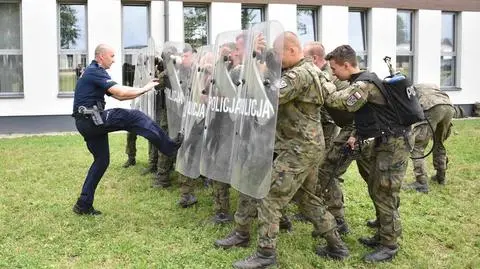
[414,83,452,111]
[321,64,354,127]
[275,58,336,167]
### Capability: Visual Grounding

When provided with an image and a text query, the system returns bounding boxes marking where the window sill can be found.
[0,92,24,99]
[57,92,74,98]
[441,86,462,91]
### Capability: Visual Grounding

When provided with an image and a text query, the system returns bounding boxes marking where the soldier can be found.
[215,32,348,269]
[325,45,409,262]
[122,132,137,168]
[292,41,374,235]
[403,83,455,193]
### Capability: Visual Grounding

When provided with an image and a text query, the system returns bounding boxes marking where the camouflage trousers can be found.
[411,105,455,183]
[234,151,336,250]
[370,136,408,246]
[125,131,137,158]
[316,126,372,219]
[213,181,230,214]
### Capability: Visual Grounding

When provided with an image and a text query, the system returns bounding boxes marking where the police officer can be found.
[403,83,455,192]
[72,44,182,215]
[215,32,348,269]
[325,45,409,262]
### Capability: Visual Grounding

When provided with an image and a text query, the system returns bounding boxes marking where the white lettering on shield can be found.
[206,96,273,119]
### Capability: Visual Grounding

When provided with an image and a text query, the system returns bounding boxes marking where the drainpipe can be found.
[164,0,169,42]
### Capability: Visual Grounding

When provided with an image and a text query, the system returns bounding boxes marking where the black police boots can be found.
[233,248,276,269]
[214,230,250,249]
[358,234,381,248]
[431,170,446,185]
[364,245,399,263]
[72,200,102,216]
[315,229,349,260]
[122,156,136,168]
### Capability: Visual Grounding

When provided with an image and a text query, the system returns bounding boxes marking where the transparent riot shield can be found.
[175,45,214,179]
[230,21,283,199]
[131,37,157,120]
[200,30,247,184]
[163,42,194,138]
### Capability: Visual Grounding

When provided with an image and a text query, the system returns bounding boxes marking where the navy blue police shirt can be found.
[73,60,118,113]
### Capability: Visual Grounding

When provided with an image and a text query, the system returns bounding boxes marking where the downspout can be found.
[164,0,169,42]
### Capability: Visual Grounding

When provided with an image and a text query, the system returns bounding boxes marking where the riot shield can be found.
[200,30,247,184]
[230,21,283,199]
[175,45,214,179]
[163,42,195,138]
[131,37,157,120]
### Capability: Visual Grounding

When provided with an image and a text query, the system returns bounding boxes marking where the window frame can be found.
[0,0,24,98]
[183,4,210,47]
[241,5,266,30]
[440,11,460,90]
[348,8,369,70]
[296,6,319,44]
[396,9,415,81]
[121,3,151,87]
[57,2,88,97]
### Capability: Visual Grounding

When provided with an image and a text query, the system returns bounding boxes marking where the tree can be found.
[60,5,79,49]
[184,7,208,49]
[397,14,408,46]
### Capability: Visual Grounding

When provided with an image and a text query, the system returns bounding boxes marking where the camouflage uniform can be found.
[224,58,345,254]
[410,84,454,185]
[124,131,137,165]
[326,72,409,250]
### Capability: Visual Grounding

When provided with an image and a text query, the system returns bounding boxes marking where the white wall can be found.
[168,1,184,42]
[210,3,241,44]
[151,1,165,45]
[267,4,297,33]
[415,10,442,85]
[319,6,349,54]
[448,12,480,104]
[368,8,397,78]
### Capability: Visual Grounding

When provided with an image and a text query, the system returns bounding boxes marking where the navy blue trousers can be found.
[75,108,177,207]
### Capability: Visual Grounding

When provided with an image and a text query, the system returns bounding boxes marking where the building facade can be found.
[0,0,479,134]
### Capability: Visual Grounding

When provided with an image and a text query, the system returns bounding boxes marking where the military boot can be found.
[431,170,446,185]
[336,218,350,235]
[364,244,399,263]
[279,215,293,233]
[122,156,136,168]
[233,248,276,269]
[315,229,349,260]
[214,230,250,249]
[358,234,381,248]
[141,165,157,176]
[291,212,308,222]
[178,194,197,208]
[152,173,171,188]
[366,219,379,228]
[213,212,233,224]
[402,181,429,193]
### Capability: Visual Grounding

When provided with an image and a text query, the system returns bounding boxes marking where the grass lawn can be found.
[0,119,479,268]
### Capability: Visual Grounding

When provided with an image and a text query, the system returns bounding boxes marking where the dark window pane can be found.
[123,6,149,49]
[441,56,456,87]
[59,5,87,50]
[441,13,455,52]
[357,55,368,70]
[297,9,316,45]
[0,55,23,93]
[396,55,414,79]
[241,8,263,29]
[349,11,367,53]
[184,6,208,48]
[0,3,21,50]
[397,11,412,51]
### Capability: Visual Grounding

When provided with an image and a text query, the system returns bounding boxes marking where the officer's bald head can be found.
[94,44,115,69]
[274,31,303,69]
[303,41,326,69]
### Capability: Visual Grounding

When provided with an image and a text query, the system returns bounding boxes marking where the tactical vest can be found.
[353,72,404,139]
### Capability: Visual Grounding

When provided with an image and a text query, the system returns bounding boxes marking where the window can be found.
[184,5,209,49]
[58,3,87,93]
[441,12,458,88]
[241,6,265,30]
[396,10,414,80]
[349,9,368,70]
[0,1,23,95]
[122,4,150,87]
[297,7,317,46]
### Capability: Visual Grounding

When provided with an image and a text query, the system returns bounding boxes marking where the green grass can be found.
[0,119,479,268]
